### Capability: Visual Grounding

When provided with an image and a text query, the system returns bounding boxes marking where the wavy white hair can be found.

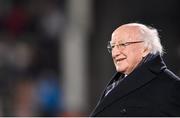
[125,23,164,56]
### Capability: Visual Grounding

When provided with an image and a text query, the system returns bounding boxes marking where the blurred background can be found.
[0,0,180,116]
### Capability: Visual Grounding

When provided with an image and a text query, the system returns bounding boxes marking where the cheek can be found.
[114,59,129,72]
[126,51,143,68]
[126,54,138,65]
[123,52,137,66]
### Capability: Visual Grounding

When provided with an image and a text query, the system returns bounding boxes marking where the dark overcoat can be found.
[90,55,180,117]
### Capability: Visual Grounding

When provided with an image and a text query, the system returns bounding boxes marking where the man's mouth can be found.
[115,58,125,64]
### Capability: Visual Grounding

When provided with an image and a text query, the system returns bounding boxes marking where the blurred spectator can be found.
[39,0,65,39]
[35,70,64,116]
[13,78,36,116]
[4,1,30,37]
[0,0,64,116]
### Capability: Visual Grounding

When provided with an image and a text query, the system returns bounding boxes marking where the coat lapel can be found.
[90,72,122,116]
[92,55,167,116]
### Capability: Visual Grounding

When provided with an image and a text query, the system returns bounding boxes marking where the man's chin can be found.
[116,67,126,73]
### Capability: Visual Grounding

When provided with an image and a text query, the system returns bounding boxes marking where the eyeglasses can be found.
[107,41,144,53]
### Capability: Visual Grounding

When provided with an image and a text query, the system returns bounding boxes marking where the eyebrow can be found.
[110,40,126,45]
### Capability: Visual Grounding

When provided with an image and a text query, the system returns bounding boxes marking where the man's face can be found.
[111,26,148,75]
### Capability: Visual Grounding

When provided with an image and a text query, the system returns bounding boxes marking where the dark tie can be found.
[104,74,125,97]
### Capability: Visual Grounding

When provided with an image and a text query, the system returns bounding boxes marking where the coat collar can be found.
[92,55,167,116]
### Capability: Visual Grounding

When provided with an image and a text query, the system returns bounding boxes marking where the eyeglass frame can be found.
[107,40,144,53]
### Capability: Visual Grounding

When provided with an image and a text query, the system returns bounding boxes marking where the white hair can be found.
[125,23,164,56]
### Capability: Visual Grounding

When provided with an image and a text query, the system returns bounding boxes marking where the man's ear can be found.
[142,47,150,58]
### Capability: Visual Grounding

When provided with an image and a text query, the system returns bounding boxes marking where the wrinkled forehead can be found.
[111,26,142,43]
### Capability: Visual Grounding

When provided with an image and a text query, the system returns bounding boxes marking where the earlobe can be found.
[142,48,150,58]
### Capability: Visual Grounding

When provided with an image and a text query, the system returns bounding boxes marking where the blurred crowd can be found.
[0,0,66,116]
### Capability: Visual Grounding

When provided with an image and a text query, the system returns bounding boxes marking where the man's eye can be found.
[111,45,115,48]
[120,43,126,46]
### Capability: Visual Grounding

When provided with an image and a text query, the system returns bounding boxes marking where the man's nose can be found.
[112,47,121,58]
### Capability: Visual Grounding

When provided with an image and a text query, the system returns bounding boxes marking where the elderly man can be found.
[90,23,180,116]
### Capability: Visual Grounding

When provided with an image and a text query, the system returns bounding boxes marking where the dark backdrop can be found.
[89,0,180,114]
